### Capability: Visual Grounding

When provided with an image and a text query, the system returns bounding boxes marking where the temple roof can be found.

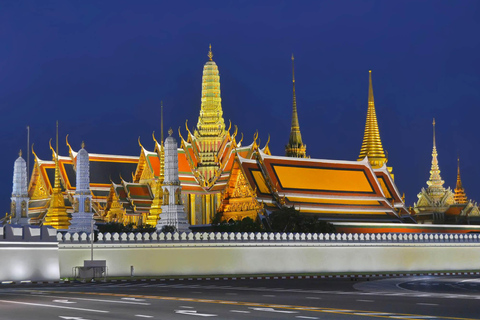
[238,151,409,222]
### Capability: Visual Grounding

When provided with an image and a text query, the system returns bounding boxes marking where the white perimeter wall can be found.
[58,232,480,278]
[0,225,59,282]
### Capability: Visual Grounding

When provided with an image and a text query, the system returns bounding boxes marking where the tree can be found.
[269,206,335,233]
[161,225,177,233]
[211,212,263,232]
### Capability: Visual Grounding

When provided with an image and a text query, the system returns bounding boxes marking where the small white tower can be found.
[69,142,95,233]
[10,150,29,225]
[157,129,189,232]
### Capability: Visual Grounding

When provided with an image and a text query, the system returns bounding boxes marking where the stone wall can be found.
[58,231,480,278]
[0,225,59,282]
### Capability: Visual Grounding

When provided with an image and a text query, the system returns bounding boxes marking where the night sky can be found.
[0,1,479,214]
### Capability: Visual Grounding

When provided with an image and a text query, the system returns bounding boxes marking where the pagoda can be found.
[413,119,455,223]
[285,54,307,158]
[358,71,392,175]
[454,157,467,204]
[43,122,71,229]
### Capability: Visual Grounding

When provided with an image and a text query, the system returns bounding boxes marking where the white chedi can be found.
[10,150,29,225]
[69,142,95,233]
[156,129,190,232]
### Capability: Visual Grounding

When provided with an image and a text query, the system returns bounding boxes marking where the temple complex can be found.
[413,120,479,223]
[11,48,423,229]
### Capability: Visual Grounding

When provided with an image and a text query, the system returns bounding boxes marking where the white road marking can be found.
[305,297,321,300]
[296,317,319,319]
[59,317,91,320]
[121,297,146,302]
[180,306,195,308]
[249,307,299,314]
[230,310,250,313]
[0,299,108,313]
[9,293,151,305]
[53,299,77,304]
[353,313,392,316]
[174,310,217,317]
[356,299,374,302]
[135,316,153,318]
[416,303,439,306]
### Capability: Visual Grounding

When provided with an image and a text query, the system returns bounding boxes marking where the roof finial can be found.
[292,54,295,83]
[19,149,22,157]
[433,118,436,148]
[168,128,173,136]
[161,101,164,144]
[81,141,85,149]
[208,44,213,61]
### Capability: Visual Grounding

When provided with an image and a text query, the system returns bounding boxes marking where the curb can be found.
[2,271,480,285]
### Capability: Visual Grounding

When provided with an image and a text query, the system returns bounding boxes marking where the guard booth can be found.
[74,260,107,281]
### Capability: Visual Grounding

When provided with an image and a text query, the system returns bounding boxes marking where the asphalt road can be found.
[0,275,479,319]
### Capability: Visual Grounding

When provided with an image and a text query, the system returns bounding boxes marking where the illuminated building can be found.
[413,120,479,223]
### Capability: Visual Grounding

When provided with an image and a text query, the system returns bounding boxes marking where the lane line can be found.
[5,293,151,305]
[135,315,153,318]
[230,310,250,313]
[296,317,319,319]
[0,299,109,313]
[35,291,479,320]
[305,297,321,300]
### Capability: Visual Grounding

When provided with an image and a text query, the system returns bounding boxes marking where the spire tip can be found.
[208,44,213,61]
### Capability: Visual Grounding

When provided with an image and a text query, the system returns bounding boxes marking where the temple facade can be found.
[413,120,479,224]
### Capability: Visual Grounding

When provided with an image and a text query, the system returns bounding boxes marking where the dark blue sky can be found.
[0,0,479,213]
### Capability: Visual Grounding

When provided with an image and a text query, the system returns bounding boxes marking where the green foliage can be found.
[269,206,336,233]
[97,222,156,233]
[212,212,263,232]
[161,225,177,233]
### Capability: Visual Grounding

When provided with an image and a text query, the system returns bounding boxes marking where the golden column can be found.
[285,54,307,158]
[44,121,70,229]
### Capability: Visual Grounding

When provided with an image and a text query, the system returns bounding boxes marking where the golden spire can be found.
[81,141,85,149]
[285,54,307,158]
[454,156,467,204]
[208,44,213,61]
[426,118,446,200]
[44,121,70,229]
[147,102,166,226]
[195,44,225,138]
[358,70,387,168]
[19,149,22,157]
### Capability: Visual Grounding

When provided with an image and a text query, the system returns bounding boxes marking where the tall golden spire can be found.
[358,70,387,169]
[195,44,225,138]
[44,121,70,229]
[426,118,446,200]
[454,156,467,204]
[285,54,307,158]
[147,102,165,226]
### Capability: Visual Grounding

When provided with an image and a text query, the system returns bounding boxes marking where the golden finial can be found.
[168,128,173,136]
[160,101,164,143]
[433,118,436,147]
[138,136,143,149]
[291,53,295,83]
[19,149,22,157]
[81,141,85,149]
[208,44,213,61]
